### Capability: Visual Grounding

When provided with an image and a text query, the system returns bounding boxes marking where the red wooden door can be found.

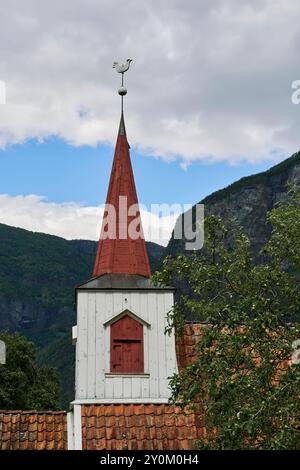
[110,315,144,373]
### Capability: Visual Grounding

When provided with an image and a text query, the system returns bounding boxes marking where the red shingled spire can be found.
[93,112,151,278]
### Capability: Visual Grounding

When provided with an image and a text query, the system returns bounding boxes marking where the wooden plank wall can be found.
[75,290,178,401]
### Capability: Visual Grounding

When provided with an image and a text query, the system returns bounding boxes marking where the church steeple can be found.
[71,62,177,431]
[93,63,151,278]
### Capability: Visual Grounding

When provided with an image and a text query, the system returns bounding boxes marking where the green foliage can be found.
[154,189,300,449]
[0,332,61,410]
[0,224,163,407]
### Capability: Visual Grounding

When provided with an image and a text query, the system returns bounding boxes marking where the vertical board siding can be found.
[148,292,159,398]
[76,290,177,402]
[141,377,150,398]
[123,377,132,398]
[165,292,178,376]
[157,293,168,397]
[129,292,140,315]
[113,292,123,318]
[87,294,96,398]
[157,293,166,365]
[104,326,110,373]
[140,292,149,373]
[132,377,141,397]
[76,293,88,399]
[105,377,114,398]
[96,293,106,398]
[105,293,113,321]
[113,376,123,399]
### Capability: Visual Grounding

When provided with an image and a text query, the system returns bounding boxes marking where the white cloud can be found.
[0,0,299,164]
[0,194,177,246]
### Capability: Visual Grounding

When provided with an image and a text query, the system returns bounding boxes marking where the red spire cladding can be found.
[93,113,151,278]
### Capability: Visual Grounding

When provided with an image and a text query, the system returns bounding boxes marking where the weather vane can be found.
[113,59,133,110]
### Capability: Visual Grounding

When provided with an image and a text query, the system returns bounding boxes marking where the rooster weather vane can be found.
[113,59,133,111]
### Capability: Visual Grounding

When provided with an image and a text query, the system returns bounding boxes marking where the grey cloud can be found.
[0,0,299,164]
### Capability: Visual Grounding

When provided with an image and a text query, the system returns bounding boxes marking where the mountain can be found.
[0,226,164,407]
[166,151,300,260]
[1,151,300,407]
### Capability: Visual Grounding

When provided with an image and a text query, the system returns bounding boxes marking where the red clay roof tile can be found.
[176,323,206,369]
[0,411,67,450]
[81,403,204,450]
[124,404,134,416]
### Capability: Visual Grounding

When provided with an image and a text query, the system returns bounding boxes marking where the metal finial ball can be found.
[118,86,127,96]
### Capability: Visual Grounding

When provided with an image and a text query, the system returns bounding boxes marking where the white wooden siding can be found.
[75,290,178,402]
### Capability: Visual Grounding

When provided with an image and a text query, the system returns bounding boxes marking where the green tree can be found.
[0,332,61,410]
[154,189,300,449]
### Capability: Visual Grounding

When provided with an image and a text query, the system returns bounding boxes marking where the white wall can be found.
[74,290,177,403]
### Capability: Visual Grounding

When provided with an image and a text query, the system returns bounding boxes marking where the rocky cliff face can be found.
[0,298,57,332]
[166,152,300,259]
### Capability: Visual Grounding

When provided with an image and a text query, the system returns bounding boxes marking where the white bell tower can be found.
[72,275,177,404]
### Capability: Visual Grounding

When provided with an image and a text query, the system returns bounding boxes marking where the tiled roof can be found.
[176,323,204,369]
[0,410,67,450]
[81,404,205,450]
[0,324,204,450]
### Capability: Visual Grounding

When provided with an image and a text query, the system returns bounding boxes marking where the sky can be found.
[0,0,300,245]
